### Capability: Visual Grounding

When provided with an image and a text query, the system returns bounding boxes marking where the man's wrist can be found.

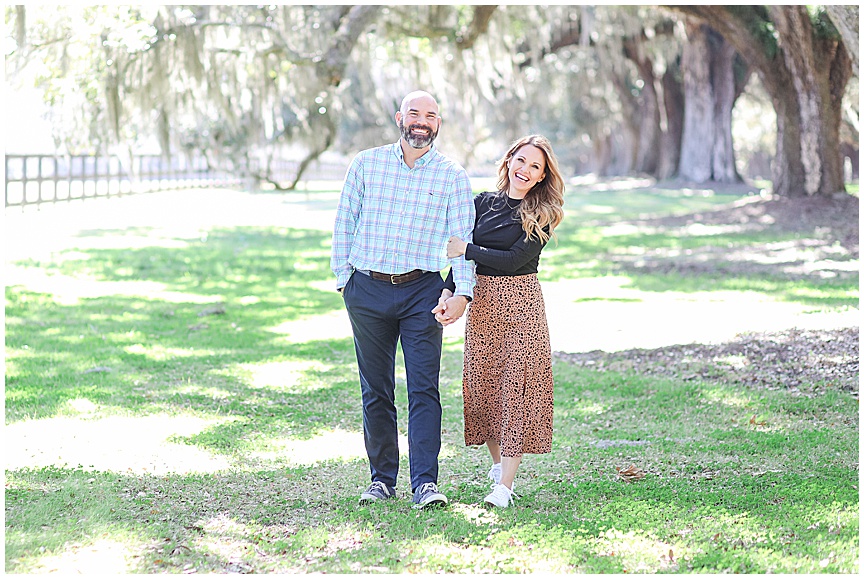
[455,294,471,303]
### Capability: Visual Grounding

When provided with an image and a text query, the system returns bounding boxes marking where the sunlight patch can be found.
[541,277,857,353]
[66,397,99,415]
[682,222,749,236]
[231,359,333,391]
[451,502,501,525]
[592,528,681,573]
[250,428,407,465]
[30,538,135,575]
[702,387,753,408]
[125,343,200,360]
[713,354,750,369]
[5,264,223,306]
[5,414,231,474]
[268,309,353,343]
[195,513,257,571]
[404,535,572,573]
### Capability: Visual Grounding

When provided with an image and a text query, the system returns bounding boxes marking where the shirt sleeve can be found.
[330,155,364,289]
[446,172,476,299]
[464,227,549,272]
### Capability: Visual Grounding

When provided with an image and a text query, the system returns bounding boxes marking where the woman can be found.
[435,134,565,508]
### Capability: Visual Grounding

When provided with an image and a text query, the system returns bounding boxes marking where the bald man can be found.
[331,90,475,509]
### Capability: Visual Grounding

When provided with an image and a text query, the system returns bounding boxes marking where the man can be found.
[331,90,475,509]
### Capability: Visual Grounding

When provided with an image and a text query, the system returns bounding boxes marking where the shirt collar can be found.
[392,140,436,167]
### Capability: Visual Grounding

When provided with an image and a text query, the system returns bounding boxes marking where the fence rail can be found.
[4,154,348,209]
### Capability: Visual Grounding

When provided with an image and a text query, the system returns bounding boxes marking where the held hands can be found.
[446,236,468,258]
[431,288,468,326]
[435,237,469,325]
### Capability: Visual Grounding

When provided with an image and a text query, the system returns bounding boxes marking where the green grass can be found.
[4,183,858,573]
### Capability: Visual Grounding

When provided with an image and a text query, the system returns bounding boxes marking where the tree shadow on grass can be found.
[540,192,858,308]
[5,451,857,573]
[554,327,859,393]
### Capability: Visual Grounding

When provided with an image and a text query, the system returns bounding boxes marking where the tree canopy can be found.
[4,4,858,195]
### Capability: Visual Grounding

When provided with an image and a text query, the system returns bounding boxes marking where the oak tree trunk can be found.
[675,6,853,197]
[658,62,684,179]
[678,22,741,184]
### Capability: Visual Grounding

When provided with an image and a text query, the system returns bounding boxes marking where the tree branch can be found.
[455,6,498,50]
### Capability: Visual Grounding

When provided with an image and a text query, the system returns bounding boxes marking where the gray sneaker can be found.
[412,482,447,509]
[359,481,395,504]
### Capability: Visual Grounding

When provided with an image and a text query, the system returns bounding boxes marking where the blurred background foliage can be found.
[4,5,859,195]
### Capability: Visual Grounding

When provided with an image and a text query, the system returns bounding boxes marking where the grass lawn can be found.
[4,180,859,573]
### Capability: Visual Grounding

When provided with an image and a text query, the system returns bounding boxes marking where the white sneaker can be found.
[484,483,515,508]
[487,463,502,484]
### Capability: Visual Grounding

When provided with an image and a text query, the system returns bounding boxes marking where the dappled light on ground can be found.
[229,359,335,391]
[28,538,135,575]
[196,514,257,573]
[541,276,857,353]
[5,264,223,306]
[591,528,679,572]
[701,387,754,410]
[5,413,232,474]
[5,414,407,471]
[6,188,856,355]
[268,310,353,343]
[4,189,340,262]
[250,428,407,466]
[4,185,857,574]
[450,502,501,525]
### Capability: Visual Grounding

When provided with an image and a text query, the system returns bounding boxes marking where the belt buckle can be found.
[390,273,400,284]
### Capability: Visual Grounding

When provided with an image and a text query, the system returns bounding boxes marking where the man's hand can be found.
[431,288,452,321]
[432,291,468,326]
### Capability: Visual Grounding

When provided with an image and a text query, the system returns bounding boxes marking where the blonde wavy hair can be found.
[495,134,565,244]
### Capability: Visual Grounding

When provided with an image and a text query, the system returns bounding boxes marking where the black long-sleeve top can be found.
[445,191,549,290]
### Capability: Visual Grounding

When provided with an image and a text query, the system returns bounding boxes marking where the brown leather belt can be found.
[366,269,425,284]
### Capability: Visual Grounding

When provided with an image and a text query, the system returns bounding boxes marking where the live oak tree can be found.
[674,5,854,197]
[5,5,381,188]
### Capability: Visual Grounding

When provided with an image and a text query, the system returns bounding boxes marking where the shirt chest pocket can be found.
[410,186,448,216]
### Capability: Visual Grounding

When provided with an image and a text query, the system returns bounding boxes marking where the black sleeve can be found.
[443,268,456,293]
[464,229,548,272]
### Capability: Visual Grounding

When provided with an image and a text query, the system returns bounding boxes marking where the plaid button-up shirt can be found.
[331,141,476,298]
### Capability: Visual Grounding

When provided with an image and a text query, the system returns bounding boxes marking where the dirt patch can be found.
[555,327,859,396]
[650,190,859,254]
[608,192,859,280]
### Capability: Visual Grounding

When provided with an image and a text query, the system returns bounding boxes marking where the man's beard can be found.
[399,119,438,149]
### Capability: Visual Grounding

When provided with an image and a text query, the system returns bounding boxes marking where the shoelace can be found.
[369,481,389,495]
[493,484,519,499]
[418,482,438,494]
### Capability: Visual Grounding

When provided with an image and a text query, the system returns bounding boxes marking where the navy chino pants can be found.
[342,269,446,493]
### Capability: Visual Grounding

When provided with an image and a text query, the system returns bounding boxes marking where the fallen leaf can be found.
[616,464,646,482]
[749,414,767,426]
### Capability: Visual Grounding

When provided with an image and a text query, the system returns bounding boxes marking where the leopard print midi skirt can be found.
[462,273,554,457]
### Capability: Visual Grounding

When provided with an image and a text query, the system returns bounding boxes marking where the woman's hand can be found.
[432,288,453,323]
[446,236,468,258]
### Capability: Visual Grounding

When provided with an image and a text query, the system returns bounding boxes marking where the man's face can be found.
[396,96,441,149]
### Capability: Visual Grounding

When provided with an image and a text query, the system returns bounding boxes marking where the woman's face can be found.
[507,145,547,197]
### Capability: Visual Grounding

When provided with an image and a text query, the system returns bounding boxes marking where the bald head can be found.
[399,90,438,115]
